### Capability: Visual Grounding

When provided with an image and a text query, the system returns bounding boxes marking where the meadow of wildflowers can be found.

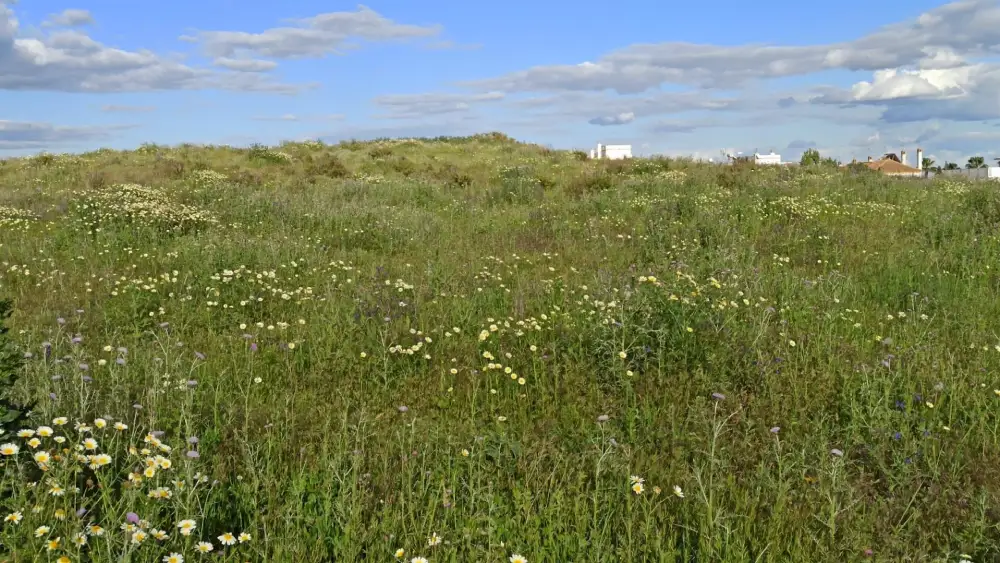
[0,133,999,561]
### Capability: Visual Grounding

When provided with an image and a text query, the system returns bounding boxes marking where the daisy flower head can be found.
[428,532,442,546]
[238,531,251,543]
[34,525,50,537]
[395,548,405,558]
[510,555,528,563]
[632,482,644,494]
[218,532,237,545]
[4,511,22,524]
[176,519,196,536]
[0,443,18,456]
[195,541,214,553]
[163,553,184,563]
[411,558,429,563]
[673,485,685,498]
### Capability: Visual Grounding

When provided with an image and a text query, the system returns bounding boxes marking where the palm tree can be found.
[967,156,986,169]
[944,162,960,170]
[921,157,935,170]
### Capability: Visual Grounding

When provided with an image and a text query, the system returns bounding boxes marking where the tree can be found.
[922,157,935,170]
[0,299,33,435]
[799,148,821,166]
[967,156,986,169]
[944,162,960,170]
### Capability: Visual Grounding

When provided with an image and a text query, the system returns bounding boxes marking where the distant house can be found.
[754,151,782,165]
[589,143,632,160]
[858,148,924,177]
[725,151,781,165]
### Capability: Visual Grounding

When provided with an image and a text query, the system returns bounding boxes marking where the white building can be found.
[589,143,632,160]
[938,167,1000,180]
[754,151,781,165]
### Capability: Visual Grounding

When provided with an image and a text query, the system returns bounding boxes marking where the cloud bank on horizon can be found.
[2,0,1000,164]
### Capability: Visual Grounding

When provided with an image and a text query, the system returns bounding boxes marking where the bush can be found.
[0,299,33,436]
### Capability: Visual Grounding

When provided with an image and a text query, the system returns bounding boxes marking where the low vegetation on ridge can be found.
[0,133,998,561]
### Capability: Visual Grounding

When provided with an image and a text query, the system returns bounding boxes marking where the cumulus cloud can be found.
[191,5,441,60]
[43,9,93,27]
[464,0,1000,94]
[0,119,129,150]
[588,112,634,126]
[0,3,437,93]
[0,3,303,93]
[371,92,504,119]
[212,57,279,72]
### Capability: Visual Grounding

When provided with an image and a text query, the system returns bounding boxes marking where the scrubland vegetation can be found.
[1,133,1000,562]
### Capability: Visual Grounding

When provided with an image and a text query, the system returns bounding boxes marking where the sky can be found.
[3,0,1000,165]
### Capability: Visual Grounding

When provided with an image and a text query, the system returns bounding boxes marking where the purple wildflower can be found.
[770,427,780,433]
[126,512,139,524]
[187,437,199,445]
[250,343,258,352]
[151,431,165,438]
[132,403,142,410]
[711,392,726,401]
[830,448,844,457]
[186,450,200,459]
[397,406,409,413]
[75,508,88,517]
[186,380,197,387]
[194,351,205,360]
[81,376,92,383]
[597,414,610,423]
[48,393,56,400]
[56,317,65,325]
[78,363,88,371]
[116,358,126,365]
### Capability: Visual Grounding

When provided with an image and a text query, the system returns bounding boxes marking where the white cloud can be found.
[371,92,504,119]
[0,3,301,93]
[191,5,441,60]
[0,3,438,93]
[212,57,279,72]
[42,9,93,27]
[0,119,130,150]
[588,112,634,126]
[464,0,1000,94]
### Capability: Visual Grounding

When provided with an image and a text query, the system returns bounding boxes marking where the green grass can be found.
[0,133,999,562]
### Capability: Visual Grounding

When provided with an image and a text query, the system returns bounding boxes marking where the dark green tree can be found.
[799,148,821,166]
[944,162,960,170]
[0,299,34,434]
[967,156,986,169]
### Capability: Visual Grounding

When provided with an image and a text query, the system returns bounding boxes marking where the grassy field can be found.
[0,133,999,562]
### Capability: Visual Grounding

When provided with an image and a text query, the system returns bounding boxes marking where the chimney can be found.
[900,149,907,166]
[917,148,924,170]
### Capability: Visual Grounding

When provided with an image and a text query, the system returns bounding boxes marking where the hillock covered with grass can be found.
[0,133,999,561]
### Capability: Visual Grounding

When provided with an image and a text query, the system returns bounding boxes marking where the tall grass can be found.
[0,135,997,562]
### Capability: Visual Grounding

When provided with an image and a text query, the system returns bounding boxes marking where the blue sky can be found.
[3,0,1000,165]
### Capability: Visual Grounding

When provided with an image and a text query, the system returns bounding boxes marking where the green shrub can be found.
[0,299,33,436]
